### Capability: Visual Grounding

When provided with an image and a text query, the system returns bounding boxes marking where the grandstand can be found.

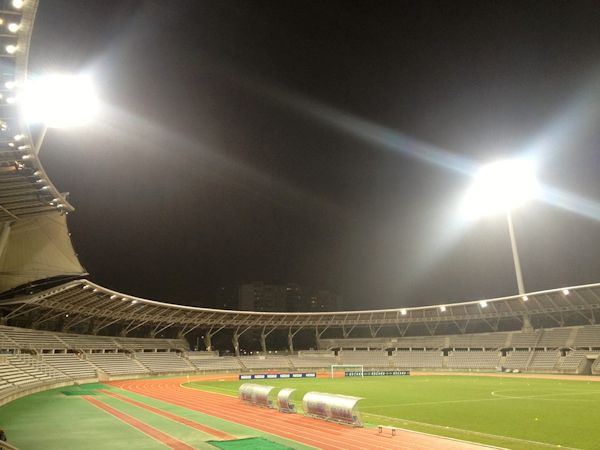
[0,0,598,426]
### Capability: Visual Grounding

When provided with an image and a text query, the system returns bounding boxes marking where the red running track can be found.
[110,375,494,450]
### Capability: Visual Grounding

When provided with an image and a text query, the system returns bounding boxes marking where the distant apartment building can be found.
[238,282,341,312]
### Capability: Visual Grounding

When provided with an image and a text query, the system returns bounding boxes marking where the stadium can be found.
[0,1,600,449]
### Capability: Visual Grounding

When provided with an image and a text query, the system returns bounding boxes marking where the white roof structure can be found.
[1,280,599,337]
[0,0,86,292]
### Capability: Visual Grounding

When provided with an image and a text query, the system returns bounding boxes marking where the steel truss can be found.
[1,280,599,339]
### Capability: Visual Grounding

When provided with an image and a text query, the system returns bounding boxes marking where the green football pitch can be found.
[186,374,600,450]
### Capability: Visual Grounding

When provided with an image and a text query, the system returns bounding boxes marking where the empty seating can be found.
[556,350,588,373]
[392,335,446,349]
[592,358,600,375]
[504,351,530,370]
[528,351,560,371]
[191,357,242,371]
[186,351,219,359]
[509,331,541,348]
[0,325,189,353]
[0,354,67,390]
[449,333,508,349]
[58,334,119,350]
[117,337,175,351]
[239,356,292,369]
[135,352,194,372]
[339,351,389,367]
[391,351,442,368]
[290,354,336,368]
[43,353,98,379]
[87,353,147,376]
[573,326,600,348]
[448,351,500,369]
[0,327,66,350]
[538,329,571,348]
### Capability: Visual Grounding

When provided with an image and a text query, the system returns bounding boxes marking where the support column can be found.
[0,222,11,261]
[287,330,294,354]
[315,327,321,350]
[522,315,533,332]
[260,332,267,354]
[232,332,240,357]
[204,332,213,351]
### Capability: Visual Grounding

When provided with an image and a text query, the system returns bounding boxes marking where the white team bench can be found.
[378,425,397,436]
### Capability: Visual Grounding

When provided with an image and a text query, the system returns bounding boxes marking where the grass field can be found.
[186,374,600,450]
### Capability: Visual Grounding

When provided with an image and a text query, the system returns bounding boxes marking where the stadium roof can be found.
[1,280,599,336]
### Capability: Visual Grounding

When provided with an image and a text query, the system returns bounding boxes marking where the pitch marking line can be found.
[82,395,195,450]
[363,413,580,450]
[99,389,235,440]
[490,389,600,400]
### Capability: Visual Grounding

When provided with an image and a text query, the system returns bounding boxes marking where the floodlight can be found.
[522,295,528,301]
[480,300,488,308]
[562,289,570,295]
[23,74,98,128]
[464,159,539,217]
[8,23,19,33]
[12,0,24,9]
[400,309,407,316]
[5,81,16,89]
[440,305,446,312]
[5,44,17,54]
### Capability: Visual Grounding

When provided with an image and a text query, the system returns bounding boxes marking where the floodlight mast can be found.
[465,159,538,296]
[506,210,525,295]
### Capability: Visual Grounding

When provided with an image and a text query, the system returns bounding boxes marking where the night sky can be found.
[32,1,600,310]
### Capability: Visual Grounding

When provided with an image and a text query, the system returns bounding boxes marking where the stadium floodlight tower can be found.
[21,74,99,154]
[464,159,539,295]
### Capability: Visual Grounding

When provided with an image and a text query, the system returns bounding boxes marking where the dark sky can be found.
[32,0,600,310]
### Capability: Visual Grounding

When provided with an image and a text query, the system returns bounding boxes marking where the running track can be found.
[110,375,493,450]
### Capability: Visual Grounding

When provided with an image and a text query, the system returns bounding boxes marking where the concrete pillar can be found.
[232,333,240,357]
[315,327,321,350]
[260,332,267,354]
[204,333,213,351]
[287,331,294,354]
[522,315,533,332]
[0,222,11,261]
